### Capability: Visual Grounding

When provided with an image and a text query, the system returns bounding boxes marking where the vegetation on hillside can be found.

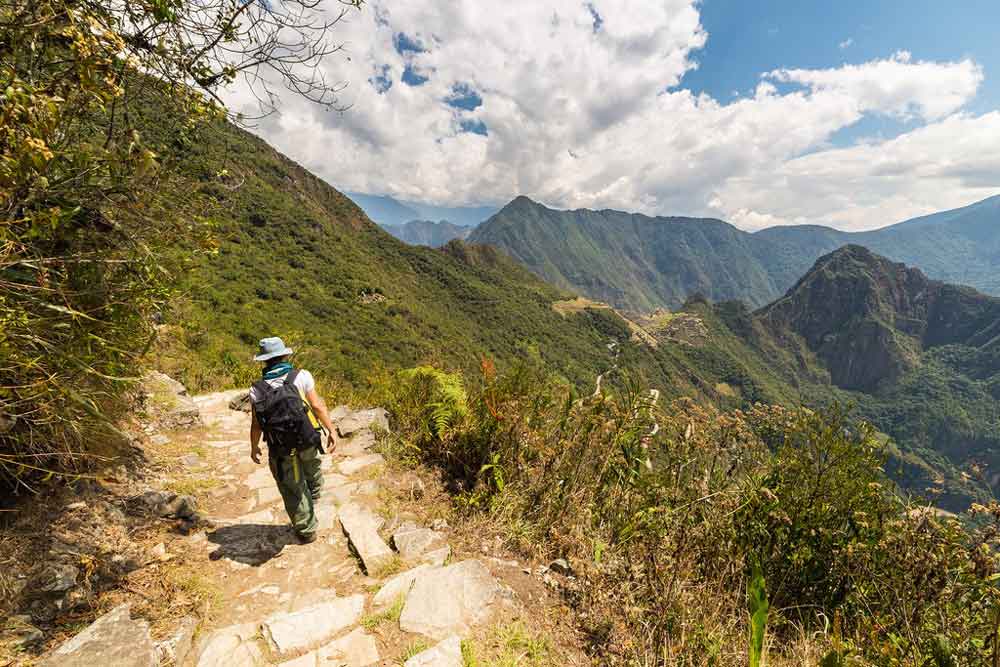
[370,360,1000,665]
[0,0,360,493]
[471,195,1000,312]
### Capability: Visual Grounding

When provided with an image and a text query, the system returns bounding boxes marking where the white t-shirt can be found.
[249,369,315,402]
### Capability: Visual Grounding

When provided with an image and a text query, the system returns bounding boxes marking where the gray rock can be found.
[194,622,264,667]
[371,564,432,611]
[338,454,384,476]
[261,594,365,659]
[336,408,389,437]
[228,392,252,413]
[142,371,201,429]
[430,518,450,532]
[316,628,380,666]
[157,494,199,520]
[155,615,197,665]
[41,604,156,667]
[180,453,201,467]
[399,560,511,640]
[1,615,43,650]
[403,636,463,667]
[549,558,572,575]
[420,546,451,567]
[338,503,394,574]
[392,527,445,561]
[38,563,79,593]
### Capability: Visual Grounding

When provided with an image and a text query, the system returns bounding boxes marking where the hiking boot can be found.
[297,531,317,544]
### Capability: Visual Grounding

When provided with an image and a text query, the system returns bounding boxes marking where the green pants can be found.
[268,446,323,536]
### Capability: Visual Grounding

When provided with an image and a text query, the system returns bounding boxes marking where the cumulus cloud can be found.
[839,37,853,49]
[223,1,995,231]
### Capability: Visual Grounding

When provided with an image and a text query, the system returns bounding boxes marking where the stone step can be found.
[399,560,512,640]
[338,502,394,574]
[339,454,384,476]
[276,628,379,667]
[40,604,157,667]
[403,636,463,667]
[335,408,389,437]
[261,593,365,660]
[195,622,265,667]
[392,526,446,561]
[371,564,432,612]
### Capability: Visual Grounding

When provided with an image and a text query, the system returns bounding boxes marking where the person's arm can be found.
[305,388,338,451]
[250,408,263,464]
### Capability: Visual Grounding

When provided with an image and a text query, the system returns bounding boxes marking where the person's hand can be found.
[251,443,262,464]
[327,432,338,452]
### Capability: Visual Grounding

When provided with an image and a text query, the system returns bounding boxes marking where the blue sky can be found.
[683,0,999,145]
[228,0,1000,231]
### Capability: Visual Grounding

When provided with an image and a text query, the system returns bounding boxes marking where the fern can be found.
[398,366,468,438]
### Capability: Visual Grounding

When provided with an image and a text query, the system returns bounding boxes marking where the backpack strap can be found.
[285,368,301,386]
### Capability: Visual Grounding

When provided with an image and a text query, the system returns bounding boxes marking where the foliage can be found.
[377,361,1000,665]
[747,563,769,667]
[0,0,360,491]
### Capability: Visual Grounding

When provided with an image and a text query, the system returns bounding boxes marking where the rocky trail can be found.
[31,388,581,667]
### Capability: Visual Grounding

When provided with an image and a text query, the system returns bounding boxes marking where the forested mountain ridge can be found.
[470,195,1000,311]
[742,245,1000,510]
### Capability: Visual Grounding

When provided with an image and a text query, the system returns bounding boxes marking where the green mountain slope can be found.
[468,196,792,311]
[156,119,760,405]
[471,195,1000,311]
[748,245,1000,510]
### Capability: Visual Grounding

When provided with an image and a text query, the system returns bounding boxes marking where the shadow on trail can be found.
[206,523,298,565]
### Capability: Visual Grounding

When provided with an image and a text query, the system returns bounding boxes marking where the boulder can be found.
[403,636,463,667]
[392,527,446,561]
[399,560,511,640]
[261,594,365,659]
[338,503,393,574]
[0,615,43,652]
[142,371,201,429]
[336,408,389,437]
[41,604,156,667]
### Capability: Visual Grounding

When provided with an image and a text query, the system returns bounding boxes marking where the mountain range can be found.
[379,219,473,247]
[150,106,1000,512]
[470,194,1000,311]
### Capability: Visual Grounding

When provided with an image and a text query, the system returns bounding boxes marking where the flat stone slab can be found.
[400,560,510,640]
[372,564,432,611]
[42,604,156,667]
[236,508,274,524]
[258,485,282,505]
[339,503,393,574]
[317,628,380,666]
[195,622,265,667]
[246,467,274,490]
[261,594,365,660]
[403,636,463,667]
[392,527,446,561]
[336,408,389,437]
[339,454,384,476]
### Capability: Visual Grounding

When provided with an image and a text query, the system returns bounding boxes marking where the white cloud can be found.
[839,37,853,49]
[223,2,995,232]
[766,51,983,121]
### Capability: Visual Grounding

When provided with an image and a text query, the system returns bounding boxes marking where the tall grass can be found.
[375,360,1000,665]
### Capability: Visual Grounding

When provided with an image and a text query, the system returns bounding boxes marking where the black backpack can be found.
[251,369,322,456]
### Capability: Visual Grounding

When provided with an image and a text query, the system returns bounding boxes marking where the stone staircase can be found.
[42,389,517,667]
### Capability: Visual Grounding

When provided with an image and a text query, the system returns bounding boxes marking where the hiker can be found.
[249,337,337,543]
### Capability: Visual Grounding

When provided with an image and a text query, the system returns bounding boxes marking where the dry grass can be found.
[361,594,405,631]
[462,622,553,667]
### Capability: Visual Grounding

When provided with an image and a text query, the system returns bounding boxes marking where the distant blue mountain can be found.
[346,192,498,229]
